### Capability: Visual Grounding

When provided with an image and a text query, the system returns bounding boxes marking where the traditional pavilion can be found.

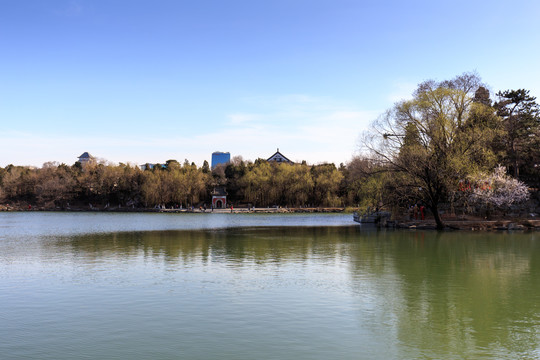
[77,152,95,167]
[211,186,228,209]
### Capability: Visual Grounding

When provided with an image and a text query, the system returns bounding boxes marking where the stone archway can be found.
[216,200,223,208]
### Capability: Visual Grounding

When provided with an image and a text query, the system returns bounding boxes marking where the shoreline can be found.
[2,204,539,231]
[393,219,540,231]
[0,204,347,214]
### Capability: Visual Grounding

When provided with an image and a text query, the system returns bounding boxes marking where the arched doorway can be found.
[211,187,227,209]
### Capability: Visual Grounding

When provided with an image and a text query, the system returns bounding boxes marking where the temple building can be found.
[267,149,293,164]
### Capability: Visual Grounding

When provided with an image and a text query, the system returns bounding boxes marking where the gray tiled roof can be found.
[78,152,92,159]
[211,186,228,196]
[267,149,293,163]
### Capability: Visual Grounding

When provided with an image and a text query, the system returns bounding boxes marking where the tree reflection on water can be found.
[44,227,540,358]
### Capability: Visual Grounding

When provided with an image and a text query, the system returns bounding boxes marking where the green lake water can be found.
[1,212,539,359]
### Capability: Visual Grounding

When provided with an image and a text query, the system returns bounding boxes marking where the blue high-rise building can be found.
[211,151,230,169]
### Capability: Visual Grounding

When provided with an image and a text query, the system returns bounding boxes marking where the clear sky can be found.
[1,0,540,167]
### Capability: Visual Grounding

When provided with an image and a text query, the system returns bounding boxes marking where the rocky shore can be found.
[394,219,540,231]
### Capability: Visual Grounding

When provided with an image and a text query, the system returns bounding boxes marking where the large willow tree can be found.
[362,73,499,229]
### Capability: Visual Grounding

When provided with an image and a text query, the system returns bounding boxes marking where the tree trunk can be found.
[512,139,519,178]
[430,203,445,230]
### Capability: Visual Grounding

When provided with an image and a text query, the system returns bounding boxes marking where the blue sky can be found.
[1,0,540,167]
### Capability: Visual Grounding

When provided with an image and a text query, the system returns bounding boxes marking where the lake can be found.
[1,212,539,359]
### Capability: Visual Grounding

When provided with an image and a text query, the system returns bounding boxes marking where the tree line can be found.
[1,72,538,221]
[0,157,364,209]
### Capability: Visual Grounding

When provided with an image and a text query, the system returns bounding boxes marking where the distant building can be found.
[140,163,155,171]
[211,151,230,169]
[211,186,228,209]
[77,152,95,166]
[139,163,166,171]
[267,149,293,164]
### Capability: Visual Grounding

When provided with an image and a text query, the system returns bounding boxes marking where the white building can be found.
[77,152,95,166]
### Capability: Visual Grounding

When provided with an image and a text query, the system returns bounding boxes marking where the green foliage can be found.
[359,73,540,227]
[165,159,181,171]
[201,160,210,174]
[140,161,210,207]
[494,89,540,181]
[310,164,343,207]
[362,73,505,228]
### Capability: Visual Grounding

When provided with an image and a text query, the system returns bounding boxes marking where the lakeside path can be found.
[159,207,346,214]
[0,204,346,214]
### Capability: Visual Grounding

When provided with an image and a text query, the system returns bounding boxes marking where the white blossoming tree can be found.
[466,166,529,216]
